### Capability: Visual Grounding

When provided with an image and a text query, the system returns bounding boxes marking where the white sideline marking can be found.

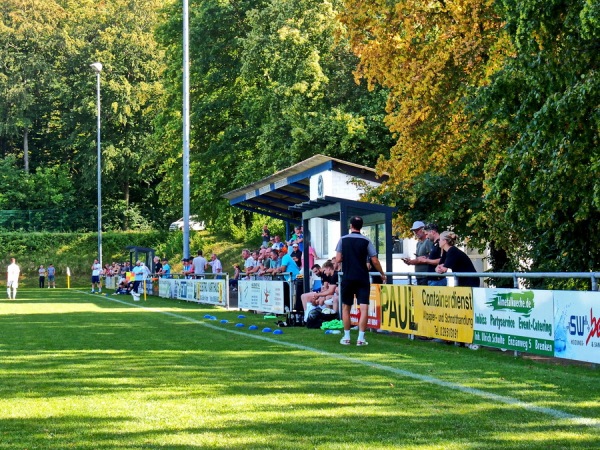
[86,292,600,428]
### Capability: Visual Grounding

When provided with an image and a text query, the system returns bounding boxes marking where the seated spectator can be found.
[120,261,130,277]
[255,248,270,276]
[301,260,338,313]
[247,250,261,276]
[274,246,300,281]
[257,248,273,277]
[263,248,282,275]
[241,249,255,279]
[115,279,133,294]
[309,263,323,292]
[229,264,241,291]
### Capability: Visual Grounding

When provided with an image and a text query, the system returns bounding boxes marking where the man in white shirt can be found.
[192,250,208,278]
[91,259,102,293]
[7,258,20,299]
[209,253,223,278]
[242,249,255,279]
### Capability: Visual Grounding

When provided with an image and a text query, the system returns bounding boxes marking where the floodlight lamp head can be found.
[90,62,103,73]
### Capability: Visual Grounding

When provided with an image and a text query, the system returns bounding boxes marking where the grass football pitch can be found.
[1,288,599,449]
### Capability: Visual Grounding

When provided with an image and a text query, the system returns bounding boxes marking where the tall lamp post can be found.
[182,0,190,259]
[90,62,103,268]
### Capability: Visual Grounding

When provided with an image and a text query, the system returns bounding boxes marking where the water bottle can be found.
[325,330,341,334]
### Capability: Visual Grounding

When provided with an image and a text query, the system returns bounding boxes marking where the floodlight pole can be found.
[90,62,103,269]
[182,0,190,259]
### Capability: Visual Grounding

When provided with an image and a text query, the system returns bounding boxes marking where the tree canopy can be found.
[340,0,599,275]
[0,0,598,276]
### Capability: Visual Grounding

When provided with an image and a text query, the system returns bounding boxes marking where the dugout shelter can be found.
[223,154,394,293]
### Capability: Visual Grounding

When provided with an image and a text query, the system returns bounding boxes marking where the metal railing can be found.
[377,271,600,291]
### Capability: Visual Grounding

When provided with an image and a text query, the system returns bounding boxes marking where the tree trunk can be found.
[124,182,130,230]
[23,128,29,173]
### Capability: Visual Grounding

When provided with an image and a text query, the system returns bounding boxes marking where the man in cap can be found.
[290,243,302,268]
[182,258,194,278]
[402,220,432,285]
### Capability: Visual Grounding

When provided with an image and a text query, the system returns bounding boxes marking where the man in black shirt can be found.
[335,216,386,346]
[417,223,447,286]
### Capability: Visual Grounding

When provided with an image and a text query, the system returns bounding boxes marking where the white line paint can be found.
[85,291,600,429]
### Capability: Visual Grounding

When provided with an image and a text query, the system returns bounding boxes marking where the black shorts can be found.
[341,279,370,306]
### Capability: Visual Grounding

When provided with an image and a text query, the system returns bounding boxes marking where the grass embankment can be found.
[0,230,247,288]
[1,289,599,449]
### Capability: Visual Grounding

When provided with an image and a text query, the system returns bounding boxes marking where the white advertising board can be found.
[554,291,600,364]
[158,278,227,307]
[238,280,286,314]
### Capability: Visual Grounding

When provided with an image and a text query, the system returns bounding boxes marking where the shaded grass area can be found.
[0,289,599,449]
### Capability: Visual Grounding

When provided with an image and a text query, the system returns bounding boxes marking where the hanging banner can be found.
[379,284,417,334]
[473,288,554,355]
[554,291,600,364]
[238,280,286,314]
[412,286,474,343]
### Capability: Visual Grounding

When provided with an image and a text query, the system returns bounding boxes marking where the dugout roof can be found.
[222,154,387,223]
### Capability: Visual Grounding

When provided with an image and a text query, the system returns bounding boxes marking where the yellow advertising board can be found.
[413,286,474,343]
[379,284,418,334]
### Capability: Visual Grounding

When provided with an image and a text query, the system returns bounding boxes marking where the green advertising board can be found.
[473,289,554,356]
